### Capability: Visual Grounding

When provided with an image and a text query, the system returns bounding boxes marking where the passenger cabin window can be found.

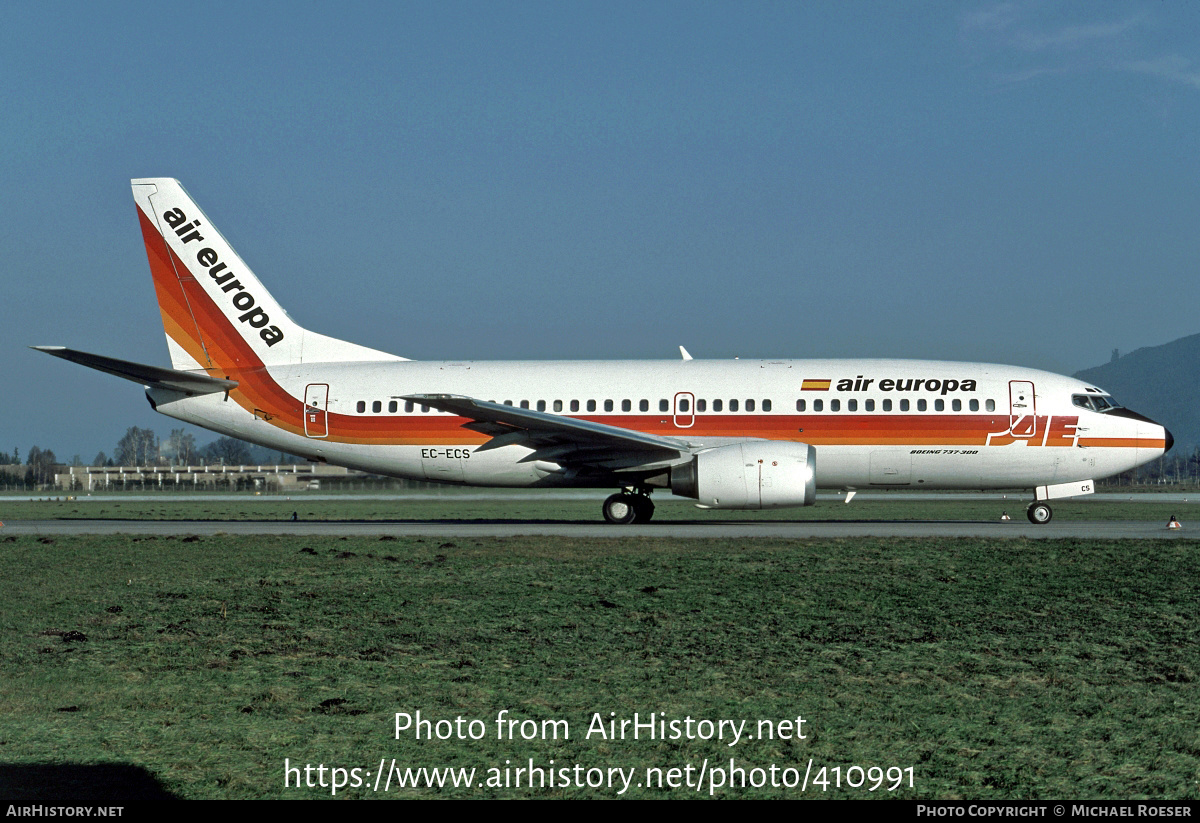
[763,399,772,412]
[640,399,649,412]
[847,399,857,412]
[813,399,823,412]
[679,398,690,412]
[730,399,739,412]
[969,399,979,412]
[520,400,530,409]
[570,400,579,412]
[796,399,806,412]
[986,399,996,412]
[587,400,596,412]
[356,401,366,413]
[865,399,875,412]
[745,399,754,412]
[899,399,909,411]
[553,400,563,412]
[388,400,397,413]
[883,399,892,412]
[934,399,944,411]
[952,399,961,411]
[697,399,706,412]
[537,400,546,412]
[830,399,840,412]
[405,401,414,413]
[622,399,631,412]
[714,399,723,412]
[659,399,669,412]
[604,400,614,412]
[917,399,927,412]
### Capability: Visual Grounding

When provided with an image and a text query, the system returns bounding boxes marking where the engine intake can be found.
[670,441,817,509]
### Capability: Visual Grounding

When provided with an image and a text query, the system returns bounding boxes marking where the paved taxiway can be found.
[12,492,1200,503]
[2,519,1192,539]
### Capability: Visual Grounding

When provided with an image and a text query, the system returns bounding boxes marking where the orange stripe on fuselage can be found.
[1078,438,1163,449]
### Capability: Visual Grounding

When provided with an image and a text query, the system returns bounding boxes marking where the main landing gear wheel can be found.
[1027,502,1053,525]
[602,493,654,524]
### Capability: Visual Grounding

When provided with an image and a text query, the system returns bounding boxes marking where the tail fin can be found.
[131,178,403,371]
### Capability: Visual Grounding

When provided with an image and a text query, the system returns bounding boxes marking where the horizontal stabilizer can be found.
[31,346,237,395]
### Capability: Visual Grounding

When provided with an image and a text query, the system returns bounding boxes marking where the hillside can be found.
[1074,333,1200,455]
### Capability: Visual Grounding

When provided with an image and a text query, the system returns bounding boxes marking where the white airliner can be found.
[36,179,1172,524]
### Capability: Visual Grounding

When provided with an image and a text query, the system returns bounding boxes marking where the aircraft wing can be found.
[32,346,238,395]
[403,394,690,464]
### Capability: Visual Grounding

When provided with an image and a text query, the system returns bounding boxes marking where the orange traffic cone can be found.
[1167,516,1182,530]
[1001,512,1011,521]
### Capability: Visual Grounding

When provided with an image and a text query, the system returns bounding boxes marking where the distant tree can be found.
[163,429,198,465]
[114,427,160,466]
[25,446,39,486]
[1111,348,1120,363]
[93,451,108,467]
[200,436,253,465]
[24,446,58,487]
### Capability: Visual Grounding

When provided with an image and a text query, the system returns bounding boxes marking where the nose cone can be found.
[1107,407,1173,455]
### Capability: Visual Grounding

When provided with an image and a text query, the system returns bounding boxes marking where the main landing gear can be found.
[1026,502,1053,524]
[602,489,655,524]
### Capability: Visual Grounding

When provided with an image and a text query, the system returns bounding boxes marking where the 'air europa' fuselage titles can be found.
[835,376,977,394]
[160,206,285,347]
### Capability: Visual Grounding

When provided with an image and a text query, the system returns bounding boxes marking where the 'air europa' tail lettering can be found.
[132,177,403,371]
[160,206,285,347]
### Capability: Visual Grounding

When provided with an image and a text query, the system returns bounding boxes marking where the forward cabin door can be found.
[1009,381,1037,439]
[303,383,329,438]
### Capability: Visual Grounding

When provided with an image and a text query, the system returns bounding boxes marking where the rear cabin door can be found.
[303,383,329,438]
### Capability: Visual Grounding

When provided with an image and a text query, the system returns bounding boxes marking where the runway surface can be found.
[10,492,1200,503]
[2,518,1192,539]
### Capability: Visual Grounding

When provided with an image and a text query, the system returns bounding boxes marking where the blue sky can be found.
[3,1,1199,461]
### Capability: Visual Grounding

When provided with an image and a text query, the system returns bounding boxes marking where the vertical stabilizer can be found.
[132,178,403,371]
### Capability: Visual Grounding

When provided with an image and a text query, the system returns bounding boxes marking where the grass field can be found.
[2,493,1199,524]
[1,531,1197,799]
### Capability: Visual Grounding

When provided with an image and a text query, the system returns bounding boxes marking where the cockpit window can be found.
[1072,394,1121,412]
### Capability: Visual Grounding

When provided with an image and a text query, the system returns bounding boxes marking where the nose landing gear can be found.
[602,489,655,524]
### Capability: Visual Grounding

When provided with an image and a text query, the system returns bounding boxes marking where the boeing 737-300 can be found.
[35,179,1173,524]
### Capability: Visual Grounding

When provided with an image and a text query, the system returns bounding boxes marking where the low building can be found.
[55,463,361,492]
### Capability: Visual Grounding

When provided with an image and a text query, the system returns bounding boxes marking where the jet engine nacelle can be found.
[670,441,817,509]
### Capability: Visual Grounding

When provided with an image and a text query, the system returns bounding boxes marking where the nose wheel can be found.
[603,491,655,524]
[1026,502,1053,524]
